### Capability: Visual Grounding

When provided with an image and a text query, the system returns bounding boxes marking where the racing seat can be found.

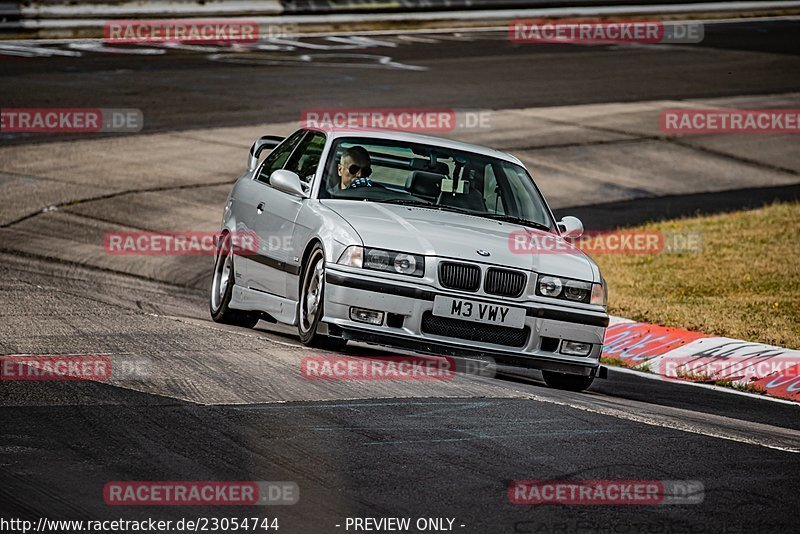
[405,170,447,202]
[438,180,487,212]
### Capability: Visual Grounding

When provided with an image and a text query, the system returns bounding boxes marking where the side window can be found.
[256,130,306,184]
[285,132,327,184]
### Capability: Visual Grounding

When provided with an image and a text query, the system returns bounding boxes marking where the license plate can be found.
[432,296,526,329]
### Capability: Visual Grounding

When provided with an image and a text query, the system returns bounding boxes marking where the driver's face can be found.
[338,155,367,189]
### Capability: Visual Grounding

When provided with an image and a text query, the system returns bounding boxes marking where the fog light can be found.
[560,340,592,356]
[350,307,384,325]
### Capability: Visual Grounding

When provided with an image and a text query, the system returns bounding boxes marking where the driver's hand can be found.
[349,177,373,189]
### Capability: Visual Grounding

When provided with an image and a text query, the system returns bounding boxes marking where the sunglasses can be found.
[346,164,372,178]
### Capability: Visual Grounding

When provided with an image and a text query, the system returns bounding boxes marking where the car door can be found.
[235,129,306,291]
[249,131,327,298]
[281,131,327,300]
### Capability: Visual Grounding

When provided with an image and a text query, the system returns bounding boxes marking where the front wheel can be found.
[210,233,259,328]
[542,370,595,392]
[297,244,347,350]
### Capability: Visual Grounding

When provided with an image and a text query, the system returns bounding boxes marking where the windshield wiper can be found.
[479,213,552,232]
[380,198,434,207]
[383,200,474,216]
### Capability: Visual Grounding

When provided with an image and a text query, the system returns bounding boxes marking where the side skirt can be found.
[230,284,298,326]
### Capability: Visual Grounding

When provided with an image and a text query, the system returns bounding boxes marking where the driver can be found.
[337,146,373,189]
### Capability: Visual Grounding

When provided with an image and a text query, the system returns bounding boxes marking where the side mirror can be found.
[247,135,284,172]
[557,216,583,238]
[270,170,307,198]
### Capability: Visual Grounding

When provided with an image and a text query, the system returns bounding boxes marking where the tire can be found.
[210,233,260,328]
[542,370,595,392]
[297,243,347,350]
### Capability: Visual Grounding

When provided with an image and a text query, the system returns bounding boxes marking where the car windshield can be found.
[319,136,555,231]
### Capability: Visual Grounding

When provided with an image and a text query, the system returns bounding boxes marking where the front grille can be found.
[421,312,529,348]
[439,262,481,292]
[485,268,526,297]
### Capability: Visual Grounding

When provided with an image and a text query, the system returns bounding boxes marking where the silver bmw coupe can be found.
[211,127,609,391]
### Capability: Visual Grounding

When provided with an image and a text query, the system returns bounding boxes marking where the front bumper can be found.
[323,267,608,376]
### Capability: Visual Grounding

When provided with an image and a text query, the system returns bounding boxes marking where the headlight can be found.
[338,246,424,277]
[365,249,391,270]
[392,253,420,276]
[538,276,563,297]
[563,280,592,302]
[536,274,605,306]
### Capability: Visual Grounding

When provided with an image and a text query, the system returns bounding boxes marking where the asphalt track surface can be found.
[0,20,799,137]
[1,18,800,534]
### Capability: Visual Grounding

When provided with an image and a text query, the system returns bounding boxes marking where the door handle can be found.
[256,202,265,214]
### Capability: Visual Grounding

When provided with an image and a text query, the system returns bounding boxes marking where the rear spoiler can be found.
[247,135,284,172]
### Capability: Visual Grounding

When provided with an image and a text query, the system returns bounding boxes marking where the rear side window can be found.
[256,130,306,184]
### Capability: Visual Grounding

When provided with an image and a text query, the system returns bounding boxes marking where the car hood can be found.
[322,200,598,282]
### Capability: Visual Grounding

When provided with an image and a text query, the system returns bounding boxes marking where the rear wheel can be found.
[210,233,260,328]
[297,244,347,350]
[542,370,595,392]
